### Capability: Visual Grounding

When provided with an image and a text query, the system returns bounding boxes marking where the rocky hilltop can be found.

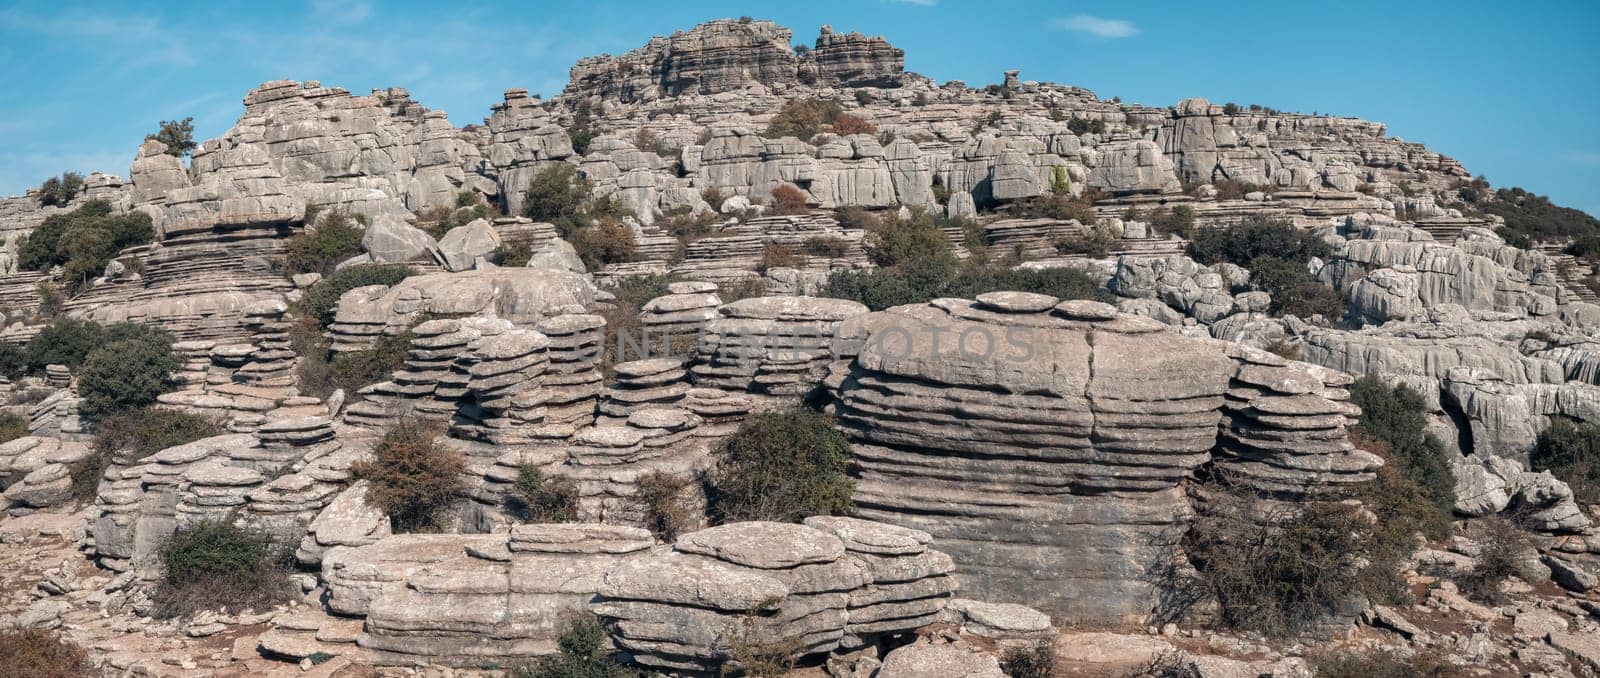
[1,16,1599,678]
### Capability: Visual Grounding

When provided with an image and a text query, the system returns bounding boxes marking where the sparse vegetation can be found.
[634,471,698,541]
[510,615,640,678]
[823,258,1110,311]
[999,642,1057,678]
[523,164,634,268]
[1528,416,1600,504]
[758,243,803,272]
[1310,648,1465,678]
[1347,377,1456,541]
[1187,214,1341,319]
[768,183,810,215]
[1455,516,1531,604]
[75,407,223,500]
[147,116,197,158]
[1148,205,1196,238]
[0,412,28,445]
[297,263,414,327]
[764,98,873,140]
[1455,183,1600,244]
[508,464,578,523]
[283,210,365,275]
[36,172,85,207]
[18,199,156,292]
[152,520,295,619]
[708,408,854,524]
[1067,118,1107,136]
[0,628,93,678]
[598,274,678,369]
[353,421,465,532]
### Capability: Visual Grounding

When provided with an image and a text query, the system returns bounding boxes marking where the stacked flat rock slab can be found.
[28,389,85,439]
[345,318,481,429]
[455,329,553,446]
[0,436,93,513]
[682,387,756,437]
[1211,344,1380,502]
[639,281,723,343]
[802,516,959,644]
[600,358,690,419]
[295,480,391,567]
[535,314,606,426]
[562,407,711,527]
[235,300,297,388]
[593,520,955,672]
[831,293,1239,622]
[355,525,656,665]
[321,534,507,616]
[43,364,71,388]
[88,433,256,572]
[692,296,867,395]
[238,416,353,536]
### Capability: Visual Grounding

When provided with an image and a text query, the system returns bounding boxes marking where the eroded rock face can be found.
[828,294,1370,622]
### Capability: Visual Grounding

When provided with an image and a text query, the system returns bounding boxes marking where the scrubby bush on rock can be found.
[1455,516,1531,604]
[297,263,414,327]
[708,408,854,524]
[764,98,846,140]
[862,208,956,269]
[634,471,698,541]
[524,163,596,236]
[147,117,197,158]
[568,216,637,269]
[1185,500,1383,637]
[1310,648,1464,678]
[823,257,1110,311]
[0,628,93,678]
[1347,377,1456,542]
[73,406,223,500]
[511,615,640,678]
[283,210,365,276]
[999,642,1056,678]
[353,421,465,532]
[0,412,26,445]
[36,172,85,208]
[76,328,181,419]
[768,183,810,215]
[152,520,295,618]
[598,274,677,370]
[1187,214,1340,318]
[508,464,577,523]
[1529,416,1600,504]
[18,199,155,292]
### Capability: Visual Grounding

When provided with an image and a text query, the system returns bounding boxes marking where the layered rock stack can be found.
[599,358,690,420]
[457,329,552,446]
[239,416,352,536]
[592,520,955,673]
[802,516,960,644]
[43,364,71,388]
[1208,345,1380,504]
[28,389,85,439]
[234,300,297,390]
[563,407,711,527]
[89,433,257,572]
[830,293,1239,622]
[534,314,606,427]
[639,281,722,346]
[344,318,480,429]
[692,297,867,396]
[682,387,757,437]
[0,436,93,514]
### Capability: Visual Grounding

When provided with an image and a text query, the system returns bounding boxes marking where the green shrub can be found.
[35,172,84,208]
[758,243,803,272]
[510,616,640,678]
[327,330,413,394]
[23,318,106,372]
[525,163,594,237]
[1187,214,1340,318]
[1567,235,1600,262]
[147,117,197,158]
[297,263,414,327]
[35,281,65,319]
[1347,377,1456,535]
[18,199,155,291]
[1472,186,1600,244]
[0,628,93,678]
[803,236,850,258]
[153,521,295,618]
[709,408,854,523]
[1529,416,1600,503]
[764,98,846,140]
[1055,226,1119,258]
[494,242,534,266]
[598,274,677,369]
[283,211,365,276]
[508,465,578,523]
[823,258,1111,312]
[0,341,24,380]
[0,412,27,445]
[862,209,956,269]
[1149,205,1196,238]
[353,421,465,532]
[1455,516,1530,604]
[1186,501,1377,637]
[77,336,181,419]
[1067,118,1107,136]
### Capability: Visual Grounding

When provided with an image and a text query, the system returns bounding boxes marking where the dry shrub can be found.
[634,471,699,541]
[152,520,296,619]
[999,642,1057,678]
[570,217,638,270]
[1123,650,1199,678]
[830,113,877,136]
[723,602,799,677]
[509,464,578,523]
[758,243,803,272]
[768,184,809,215]
[718,278,767,304]
[1185,499,1377,637]
[512,615,640,677]
[353,422,464,532]
[0,628,92,678]
[1456,516,1531,604]
[0,411,27,445]
[802,236,850,258]
[1310,648,1464,678]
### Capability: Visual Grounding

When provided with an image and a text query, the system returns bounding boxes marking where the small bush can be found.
[1188,214,1339,318]
[77,337,181,419]
[634,471,698,541]
[509,465,578,523]
[1528,416,1600,504]
[35,281,65,319]
[1186,501,1376,636]
[297,263,414,327]
[1066,118,1107,136]
[1124,651,1200,678]
[1055,226,1119,258]
[18,199,155,292]
[525,163,596,236]
[999,642,1056,678]
[353,422,465,532]
[153,520,295,618]
[830,113,877,136]
[494,241,534,267]
[23,317,105,373]
[764,98,846,140]
[0,411,26,445]
[1149,205,1196,238]
[1310,648,1465,678]
[511,615,640,678]
[568,216,637,270]
[1473,186,1600,244]
[758,243,803,272]
[327,329,413,394]
[147,117,197,158]
[283,211,365,276]
[768,184,809,215]
[862,209,955,269]
[1010,190,1100,224]
[599,274,676,369]
[709,408,854,524]
[0,628,92,678]
[1456,516,1530,604]
[0,341,23,380]
[823,258,1111,311]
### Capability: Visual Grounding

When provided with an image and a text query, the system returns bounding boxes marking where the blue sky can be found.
[2,1,1597,214]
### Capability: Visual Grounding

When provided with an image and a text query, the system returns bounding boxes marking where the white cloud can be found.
[887,0,937,6]
[1055,15,1138,39]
